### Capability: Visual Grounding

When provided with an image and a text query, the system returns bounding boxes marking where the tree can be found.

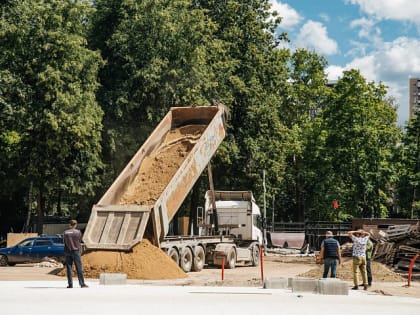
[277,49,330,221]
[318,70,400,219]
[195,0,291,210]
[0,0,104,232]
[396,113,420,218]
[89,0,229,184]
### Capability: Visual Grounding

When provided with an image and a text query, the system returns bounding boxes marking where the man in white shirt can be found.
[348,229,370,290]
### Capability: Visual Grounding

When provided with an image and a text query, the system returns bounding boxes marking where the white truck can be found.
[162,190,263,271]
[83,106,263,272]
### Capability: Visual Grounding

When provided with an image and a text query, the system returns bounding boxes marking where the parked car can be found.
[0,236,65,266]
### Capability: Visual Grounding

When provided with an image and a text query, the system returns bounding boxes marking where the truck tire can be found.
[251,244,260,266]
[180,247,193,272]
[225,247,236,269]
[192,246,205,272]
[168,247,180,265]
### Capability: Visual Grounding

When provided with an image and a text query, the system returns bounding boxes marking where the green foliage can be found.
[396,112,420,218]
[90,0,231,184]
[0,0,104,218]
[0,0,414,232]
[193,0,291,208]
[314,70,400,219]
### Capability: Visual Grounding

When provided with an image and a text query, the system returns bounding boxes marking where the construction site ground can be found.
[1,254,419,299]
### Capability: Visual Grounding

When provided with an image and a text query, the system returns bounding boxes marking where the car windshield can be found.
[18,239,34,247]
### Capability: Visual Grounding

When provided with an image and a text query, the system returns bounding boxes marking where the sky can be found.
[270,0,420,125]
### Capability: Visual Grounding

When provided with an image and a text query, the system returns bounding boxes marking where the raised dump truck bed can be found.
[83,106,226,251]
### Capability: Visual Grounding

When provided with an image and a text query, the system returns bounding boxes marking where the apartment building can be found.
[409,78,420,120]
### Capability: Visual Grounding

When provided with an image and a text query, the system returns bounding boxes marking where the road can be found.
[0,280,419,315]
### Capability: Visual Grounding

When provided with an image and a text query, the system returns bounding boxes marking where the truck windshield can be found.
[253,214,262,230]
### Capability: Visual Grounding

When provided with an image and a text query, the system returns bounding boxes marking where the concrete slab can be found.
[99,273,127,285]
[318,278,349,295]
[291,278,318,293]
[263,277,288,289]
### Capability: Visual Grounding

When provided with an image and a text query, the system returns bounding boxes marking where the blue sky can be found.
[270,0,420,125]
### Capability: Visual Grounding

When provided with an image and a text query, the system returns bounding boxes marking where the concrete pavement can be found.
[0,280,419,315]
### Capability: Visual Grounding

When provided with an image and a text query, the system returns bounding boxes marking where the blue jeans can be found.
[323,257,338,278]
[65,250,86,287]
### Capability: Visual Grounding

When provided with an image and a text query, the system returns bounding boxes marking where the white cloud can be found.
[326,37,420,124]
[347,0,420,24]
[295,20,338,55]
[346,40,369,58]
[319,13,330,23]
[269,0,302,29]
[350,18,381,40]
[326,65,345,81]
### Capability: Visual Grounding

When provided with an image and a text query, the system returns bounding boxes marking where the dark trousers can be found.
[65,250,85,287]
[366,258,372,285]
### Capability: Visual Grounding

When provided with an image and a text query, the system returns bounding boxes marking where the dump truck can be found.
[83,105,263,272]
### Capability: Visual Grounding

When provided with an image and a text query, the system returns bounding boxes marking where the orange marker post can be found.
[408,253,419,287]
[260,246,264,282]
[221,257,225,280]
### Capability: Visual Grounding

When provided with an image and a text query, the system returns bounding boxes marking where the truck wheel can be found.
[225,247,236,269]
[168,247,180,265]
[251,244,260,266]
[0,255,8,266]
[180,247,193,272]
[192,246,205,272]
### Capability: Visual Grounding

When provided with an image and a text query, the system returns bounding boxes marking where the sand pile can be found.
[76,125,206,279]
[81,239,186,279]
[300,259,405,282]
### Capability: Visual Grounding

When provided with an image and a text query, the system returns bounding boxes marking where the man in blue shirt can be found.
[319,231,342,278]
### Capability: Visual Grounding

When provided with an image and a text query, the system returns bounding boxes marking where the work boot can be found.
[351,286,358,290]
[81,284,89,288]
[67,285,73,288]
[364,284,368,290]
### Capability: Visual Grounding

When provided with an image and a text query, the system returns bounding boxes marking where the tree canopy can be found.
[0,0,416,236]
[0,0,104,232]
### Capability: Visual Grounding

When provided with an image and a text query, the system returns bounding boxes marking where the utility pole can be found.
[263,170,267,255]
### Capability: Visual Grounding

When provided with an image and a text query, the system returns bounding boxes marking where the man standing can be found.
[319,231,342,278]
[64,219,88,288]
[366,239,374,286]
[348,229,370,290]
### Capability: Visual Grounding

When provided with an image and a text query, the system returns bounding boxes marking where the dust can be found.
[81,125,206,279]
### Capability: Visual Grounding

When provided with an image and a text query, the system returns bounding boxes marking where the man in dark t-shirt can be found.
[64,219,88,288]
[319,230,342,278]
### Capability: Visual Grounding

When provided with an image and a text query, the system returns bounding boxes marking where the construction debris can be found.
[367,223,420,276]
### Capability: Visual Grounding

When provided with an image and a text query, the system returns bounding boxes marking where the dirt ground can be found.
[1,254,419,299]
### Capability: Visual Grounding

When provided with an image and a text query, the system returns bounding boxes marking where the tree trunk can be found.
[36,191,44,235]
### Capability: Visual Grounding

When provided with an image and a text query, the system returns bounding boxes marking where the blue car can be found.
[0,236,65,266]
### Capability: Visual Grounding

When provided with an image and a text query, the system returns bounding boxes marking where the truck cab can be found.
[202,191,263,245]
